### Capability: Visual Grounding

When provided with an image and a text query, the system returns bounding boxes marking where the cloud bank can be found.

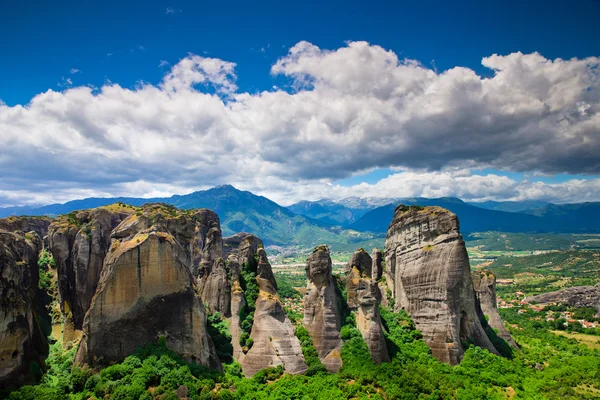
[0,41,599,206]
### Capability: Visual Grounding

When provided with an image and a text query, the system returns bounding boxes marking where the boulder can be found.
[0,230,48,387]
[240,249,307,377]
[47,205,133,342]
[74,204,220,370]
[303,245,343,372]
[384,205,499,364]
[472,271,518,349]
[346,249,389,364]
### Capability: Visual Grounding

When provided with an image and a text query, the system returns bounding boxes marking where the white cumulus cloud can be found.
[0,41,599,206]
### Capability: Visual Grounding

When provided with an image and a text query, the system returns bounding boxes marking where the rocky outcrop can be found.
[240,248,307,377]
[74,204,220,370]
[197,226,230,317]
[227,255,246,360]
[472,271,518,349]
[237,234,264,271]
[0,216,52,240]
[304,245,343,372]
[346,249,389,364]
[371,248,383,281]
[223,232,263,260]
[384,205,499,365]
[0,230,48,387]
[524,284,600,315]
[47,205,134,342]
[191,209,220,276]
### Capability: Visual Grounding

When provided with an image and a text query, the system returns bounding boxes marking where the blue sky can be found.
[2,0,599,105]
[0,0,599,205]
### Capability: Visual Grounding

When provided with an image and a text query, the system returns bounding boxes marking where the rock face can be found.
[240,248,307,377]
[384,206,499,365]
[524,284,600,315]
[191,209,221,276]
[472,271,518,349]
[0,230,48,387]
[197,226,231,317]
[223,232,263,260]
[346,249,389,364]
[74,204,220,370]
[371,248,383,282]
[304,245,343,372]
[0,216,51,240]
[47,206,133,342]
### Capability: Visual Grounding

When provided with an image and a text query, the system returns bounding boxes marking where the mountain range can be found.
[1,185,599,247]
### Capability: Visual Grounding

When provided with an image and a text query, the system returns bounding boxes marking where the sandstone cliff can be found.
[304,245,343,372]
[197,225,231,317]
[223,232,263,260]
[47,205,134,343]
[384,205,499,364]
[0,216,51,240]
[224,233,263,361]
[74,204,220,370]
[240,248,307,377]
[472,271,518,349]
[346,248,389,364]
[0,230,48,388]
[191,209,220,276]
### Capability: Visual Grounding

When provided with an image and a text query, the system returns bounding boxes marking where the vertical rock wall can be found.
[304,245,343,372]
[384,206,500,364]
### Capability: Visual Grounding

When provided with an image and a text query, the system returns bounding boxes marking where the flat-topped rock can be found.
[304,245,343,372]
[384,205,500,364]
[74,204,220,370]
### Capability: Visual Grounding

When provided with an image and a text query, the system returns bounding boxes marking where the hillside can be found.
[350,198,600,234]
[350,198,544,233]
[287,199,371,226]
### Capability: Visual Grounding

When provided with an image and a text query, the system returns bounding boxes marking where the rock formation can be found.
[74,204,220,370]
[371,248,383,281]
[0,216,51,240]
[197,226,231,317]
[472,271,518,349]
[524,284,600,315]
[384,205,500,365]
[47,205,134,342]
[240,248,307,377]
[0,229,48,387]
[346,249,389,364]
[191,209,220,276]
[303,245,343,372]
[223,232,263,260]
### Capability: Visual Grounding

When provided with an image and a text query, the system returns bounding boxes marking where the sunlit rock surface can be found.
[384,206,499,364]
[303,245,343,372]
[240,248,307,377]
[74,204,220,370]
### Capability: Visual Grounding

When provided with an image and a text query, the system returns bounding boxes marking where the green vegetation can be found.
[238,255,259,350]
[206,312,233,363]
[4,299,600,399]
[467,232,600,252]
[484,250,600,298]
[37,248,58,335]
[294,326,327,375]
